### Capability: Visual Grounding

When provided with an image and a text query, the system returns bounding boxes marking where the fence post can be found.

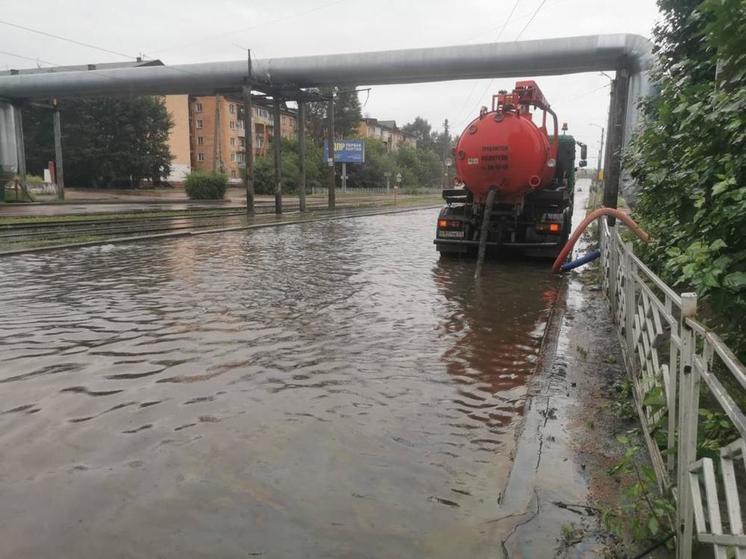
[677,292,698,559]
[624,242,635,351]
[608,222,618,314]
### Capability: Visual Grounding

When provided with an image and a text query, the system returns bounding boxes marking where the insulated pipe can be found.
[0,34,653,99]
[551,208,650,274]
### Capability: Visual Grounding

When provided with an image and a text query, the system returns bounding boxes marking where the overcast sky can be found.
[1,0,660,165]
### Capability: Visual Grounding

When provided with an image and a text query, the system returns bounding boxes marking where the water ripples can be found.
[0,208,558,558]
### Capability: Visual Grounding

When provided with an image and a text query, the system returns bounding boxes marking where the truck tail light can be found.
[536,222,562,233]
[438,219,462,229]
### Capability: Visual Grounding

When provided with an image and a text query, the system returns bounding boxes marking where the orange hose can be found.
[551,208,650,274]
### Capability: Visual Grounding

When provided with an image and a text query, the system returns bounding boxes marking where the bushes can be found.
[184,171,228,200]
[627,0,746,360]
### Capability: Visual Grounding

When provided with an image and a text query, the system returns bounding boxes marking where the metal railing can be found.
[599,219,746,558]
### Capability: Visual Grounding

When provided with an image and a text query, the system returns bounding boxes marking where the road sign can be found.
[323,139,365,164]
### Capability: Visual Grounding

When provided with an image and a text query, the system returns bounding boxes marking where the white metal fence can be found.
[599,218,746,558]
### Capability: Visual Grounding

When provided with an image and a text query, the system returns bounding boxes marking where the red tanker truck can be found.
[434,80,586,258]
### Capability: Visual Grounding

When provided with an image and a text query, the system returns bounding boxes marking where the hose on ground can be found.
[551,208,650,274]
[560,249,600,272]
[475,189,497,279]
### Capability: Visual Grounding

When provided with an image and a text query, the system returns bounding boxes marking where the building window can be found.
[231,169,237,177]
[196,119,203,129]
[197,136,204,145]
[236,153,244,163]
[239,137,245,147]
[194,103,203,113]
[197,153,205,161]
[229,104,235,114]
[229,120,235,129]
[230,137,235,146]
[230,152,236,162]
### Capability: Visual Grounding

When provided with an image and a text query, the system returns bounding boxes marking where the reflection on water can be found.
[0,209,557,558]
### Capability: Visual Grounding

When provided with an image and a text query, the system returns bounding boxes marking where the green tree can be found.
[254,136,324,194]
[306,87,362,142]
[346,140,396,189]
[627,0,746,357]
[402,117,434,150]
[23,96,173,187]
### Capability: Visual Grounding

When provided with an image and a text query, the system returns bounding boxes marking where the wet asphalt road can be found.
[0,207,559,558]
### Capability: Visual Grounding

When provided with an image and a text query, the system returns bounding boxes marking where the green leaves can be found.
[23,96,173,186]
[627,0,746,361]
[724,271,746,289]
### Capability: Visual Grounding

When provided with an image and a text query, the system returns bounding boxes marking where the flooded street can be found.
[0,208,558,558]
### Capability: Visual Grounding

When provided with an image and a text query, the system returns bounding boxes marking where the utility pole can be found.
[212,94,222,173]
[589,122,604,186]
[52,99,65,200]
[597,126,605,184]
[272,96,283,214]
[297,99,306,212]
[242,50,254,215]
[327,92,336,210]
[442,118,450,188]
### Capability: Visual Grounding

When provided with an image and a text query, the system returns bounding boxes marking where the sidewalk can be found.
[493,181,634,557]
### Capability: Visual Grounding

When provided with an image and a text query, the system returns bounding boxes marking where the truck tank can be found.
[454,81,558,202]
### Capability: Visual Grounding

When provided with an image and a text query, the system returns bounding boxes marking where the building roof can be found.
[0,59,163,76]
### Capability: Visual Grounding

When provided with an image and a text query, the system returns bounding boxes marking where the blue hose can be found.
[560,249,601,272]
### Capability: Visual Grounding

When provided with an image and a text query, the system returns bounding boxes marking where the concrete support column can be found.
[53,107,65,200]
[12,104,28,200]
[603,67,629,226]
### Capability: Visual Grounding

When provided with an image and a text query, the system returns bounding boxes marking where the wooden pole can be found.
[242,84,254,215]
[272,96,282,214]
[53,104,65,200]
[327,93,335,209]
[297,100,307,212]
[212,94,221,173]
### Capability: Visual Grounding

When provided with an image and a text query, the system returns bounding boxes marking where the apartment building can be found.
[165,95,297,183]
[162,95,191,182]
[357,118,416,152]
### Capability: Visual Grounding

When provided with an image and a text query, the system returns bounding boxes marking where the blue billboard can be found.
[323,139,366,164]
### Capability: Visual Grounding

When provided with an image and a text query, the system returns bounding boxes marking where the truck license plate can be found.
[439,230,464,239]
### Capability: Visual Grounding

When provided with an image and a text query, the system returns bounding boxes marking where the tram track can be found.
[0,200,399,245]
[0,202,441,256]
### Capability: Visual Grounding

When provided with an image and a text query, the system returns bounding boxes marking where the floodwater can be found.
[0,208,558,558]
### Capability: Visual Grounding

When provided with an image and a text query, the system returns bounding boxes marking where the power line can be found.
[0,50,57,67]
[495,0,522,42]
[0,19,136,60]
[514,0,548,41]
[148,0,350,56]
[452,0,522,131]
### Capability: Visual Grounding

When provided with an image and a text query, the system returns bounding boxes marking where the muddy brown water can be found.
[0,208,558,558]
